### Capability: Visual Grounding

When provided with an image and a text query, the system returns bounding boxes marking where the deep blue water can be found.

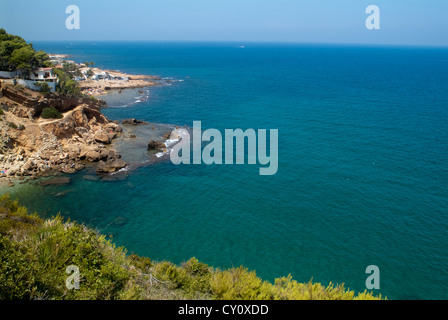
[5,42,448,299]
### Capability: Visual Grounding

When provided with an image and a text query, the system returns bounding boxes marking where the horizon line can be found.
[27,39,448,49]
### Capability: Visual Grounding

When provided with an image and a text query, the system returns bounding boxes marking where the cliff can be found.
[0,81,126,184]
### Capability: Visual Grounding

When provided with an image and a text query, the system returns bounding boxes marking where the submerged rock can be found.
[83,175,99,181]
[112,216,129,227]
[40,176,71,186]
[122,118,149,126]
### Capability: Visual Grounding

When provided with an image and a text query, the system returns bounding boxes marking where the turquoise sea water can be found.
[4,42,448,299]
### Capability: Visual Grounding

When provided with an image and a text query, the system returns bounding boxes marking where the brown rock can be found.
[94,129,112,144]
[96,158,126,173]
[147,140,166,150]
[162,132,172,140]
[122,118,149,125]
[74,163,85,171]
[104,122,122,133]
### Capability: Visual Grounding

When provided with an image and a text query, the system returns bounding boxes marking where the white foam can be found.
[109,167,128,175]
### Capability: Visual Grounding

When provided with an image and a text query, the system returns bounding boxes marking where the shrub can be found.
[52,68,81,96]
[8,122,17,129]
[210,266,273,300]
[36,82,52,96]
[40,107,63,119]
[13,84,26,92]
[129,255,152,272]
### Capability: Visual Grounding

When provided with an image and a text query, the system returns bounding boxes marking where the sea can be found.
[3,42,448,299]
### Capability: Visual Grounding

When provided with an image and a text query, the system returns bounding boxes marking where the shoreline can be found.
[0,81,127,186]
[0,51,177,188]
[79,68,162,97]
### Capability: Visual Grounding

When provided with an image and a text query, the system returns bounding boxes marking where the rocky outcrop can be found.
[0,84,127,181]
[122,118,149,125]
[147,140,166,151]
[0,84,106,119]
[96,158,126,174]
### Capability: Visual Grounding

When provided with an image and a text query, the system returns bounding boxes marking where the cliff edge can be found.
[0,81,126,184]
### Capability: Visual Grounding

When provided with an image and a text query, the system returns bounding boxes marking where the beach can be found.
[78,68,162,96]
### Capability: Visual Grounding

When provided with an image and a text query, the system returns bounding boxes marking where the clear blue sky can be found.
[1,0,447,46]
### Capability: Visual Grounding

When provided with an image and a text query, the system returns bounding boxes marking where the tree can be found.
[0,29,51,72]
[34,50,52,68]
[9,46,35,74]
[52,68,80,96]
[0,39,28,70]
[86,68,94,78]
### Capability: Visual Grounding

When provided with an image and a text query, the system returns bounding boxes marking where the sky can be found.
[0,0,447,46]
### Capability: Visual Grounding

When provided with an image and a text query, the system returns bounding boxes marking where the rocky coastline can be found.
[0,81,128,186]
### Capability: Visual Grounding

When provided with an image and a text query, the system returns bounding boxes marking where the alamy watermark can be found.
[66,5,380,31]
[66,5,80,30]
[366,5,380,30]
[365,265,380,290]
[65,265,80,290]
[169,121,278,176]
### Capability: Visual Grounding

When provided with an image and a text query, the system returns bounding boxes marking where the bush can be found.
[36,82,52,96]
[40,107,63,119]
[0,194,131,300]
[8,122,17,129]
[0,194,384,301]
[52,68,81,96]
[210,266,273,300]
[13,84,26,92]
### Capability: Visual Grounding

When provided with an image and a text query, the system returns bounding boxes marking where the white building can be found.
[29,68,57,82]
[17,67,58,92]
[91,71,111,80]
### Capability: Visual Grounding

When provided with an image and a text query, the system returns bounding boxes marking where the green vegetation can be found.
[13,84,26,92]
[7,122,17,129]
[1,29,81,96]
[0,28,51,74]
[62,61,82,78]
[86,68,94,78]
[0,194,382,300]
[35,82,52,96]
[40,107,63,119]
[52,68,80,96]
